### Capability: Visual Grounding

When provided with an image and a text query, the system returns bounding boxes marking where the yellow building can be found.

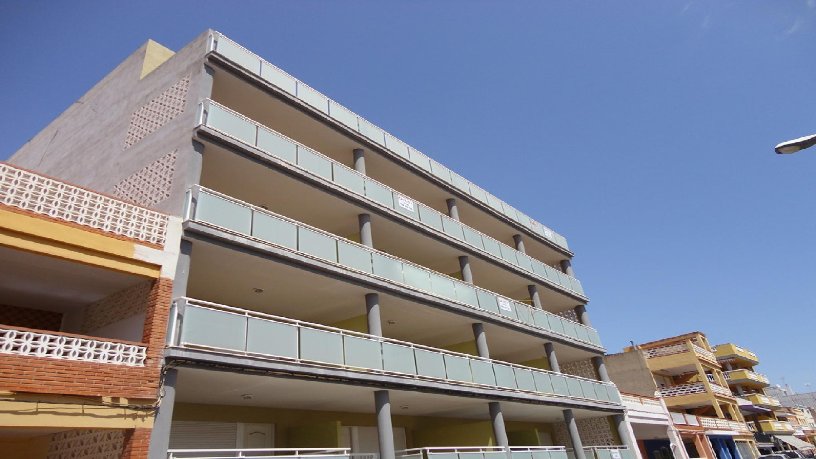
[628,333,758,459]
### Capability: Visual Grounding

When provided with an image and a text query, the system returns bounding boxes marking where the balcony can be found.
[168,448,372,459]
[168,298,621,406]
[196,100,584,301]
[756,420,795,434]
[206,32,572,256]
[724,370,769,388]
[0,325,146,366]
[697,416,752,434]
[658,382,733,399]
[744,393,781,408]
[166,446,637,459]
[712,344,759,366]
[183,186,601,349]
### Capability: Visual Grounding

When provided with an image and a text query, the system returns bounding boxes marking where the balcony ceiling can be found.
[0,246,146,312]
[175,367,606,422]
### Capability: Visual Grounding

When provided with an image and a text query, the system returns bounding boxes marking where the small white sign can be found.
[498,298,512,312]
[610,450,621,459]
[543,228,554,239]
[397,195,415,212]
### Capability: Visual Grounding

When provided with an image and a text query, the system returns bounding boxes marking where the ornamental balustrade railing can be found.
[0,162,168,246]
[167,448,376,459]
[0,326,146,366]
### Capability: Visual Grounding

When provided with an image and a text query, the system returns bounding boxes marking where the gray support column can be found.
[359,214,373,248]
[528,285,543,309]
[560,259,575,276]
[375,390,396,459]
[489,401,510,448]
[723,361,733,371]
[147,368,178,459]
[592,356,611,383]
[366,293,382,337]
[459,256,473,284]
[563,409,587,459]
[446,198,460,221]
[172,240,194,298]
[472,323,490,359]
[614,414,636,451]
[544,342,561,373]
[513,234,526,254]
[574,304,593,328]
[353,148,366,174]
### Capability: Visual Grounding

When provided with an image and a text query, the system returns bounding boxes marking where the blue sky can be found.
[1,2,814,391]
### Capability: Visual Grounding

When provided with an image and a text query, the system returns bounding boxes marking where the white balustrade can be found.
[0,327,146,366]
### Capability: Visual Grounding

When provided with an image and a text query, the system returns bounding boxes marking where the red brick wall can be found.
[0,304,62,331]
[121,428,152,459]
[0,277,172,399]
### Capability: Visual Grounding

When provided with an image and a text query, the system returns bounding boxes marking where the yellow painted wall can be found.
[442,340,479,356]
[519,357,551,371]
[140,39,175,79]
[288,421,342,448]
[0,435,50,459]
[413,420,495,447]
[507,429,540,446]
[0,399,153,429]
[330,315,369,333]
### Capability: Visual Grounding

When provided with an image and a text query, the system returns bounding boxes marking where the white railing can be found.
[691,344,717,363]
[168,447,353,459]
[659,383,707,398]
[196,100,585,299]
[0,327,146,366]
[169,298,621,406]
[0,163,168,246]
[398,446,569,459]
[643,343,687,358]
[671,412,700,426]
[724,370,769,385]
[621,393,664,407]
[709,383,734,397]
[207,32,571,253]
[185,186,601,349]
[698,416,751,433]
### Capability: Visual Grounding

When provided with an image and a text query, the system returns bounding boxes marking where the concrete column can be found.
[544,342,560,373]
[560,259,575,276]
[359,214,373,248]
[592,356,611,383]
[614,414,636,450]
[734,384,745,396]
[353,148,366,174]
[528,285,543,309]
[513,234,526,254]
[723,361,733,371]
[563,409,587,459]
[574,304,592,327]
[147,368,178,459]
[489,401,509,448]
[366,293,382,337]
[446,198,460,221]
[375,390,396,459]
[472,323,490,359]
[459,256,473,284]
[172,240,194,298]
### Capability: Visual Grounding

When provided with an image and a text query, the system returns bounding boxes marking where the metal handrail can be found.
[170,298,619,405]
[197,99,583,299]
[186,185,599,349]
[206,32,571,254]
[168,447,351,459]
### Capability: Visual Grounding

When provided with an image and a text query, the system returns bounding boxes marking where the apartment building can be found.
[0,163,180,456]
[713,344,815,454]
[6,31,636,459]
[605,333,758,459]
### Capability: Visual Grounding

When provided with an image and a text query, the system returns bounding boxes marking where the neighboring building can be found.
[0,163,180,456]
[6,31,638,459]
[606,333,759,459]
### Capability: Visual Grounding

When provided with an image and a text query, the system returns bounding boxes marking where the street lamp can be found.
[775,133,816,154]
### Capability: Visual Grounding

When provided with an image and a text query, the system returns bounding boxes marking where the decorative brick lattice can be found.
[47,429,125,459]
[123,75,190,149]
[0,327,146,366]
[113,150,177,207]
[0,304,62,331]
[82,281,152,334]
[553,417,617,447]
[561,359,599,380]
[0,163,169,245]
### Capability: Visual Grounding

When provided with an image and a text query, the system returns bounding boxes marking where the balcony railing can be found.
[169,298,621,406]
[756,420,795,434]
[698,416,752,434]
[397,446,634,459]
[641,342,717,364]
[724,370,769,386]
[0,162,168,246]
[658,382,733,398]
[197,100,584,300]
[670,412,701,427]
[745,393,781,407]
[207,32,571,253]
[0,326,146,366]
[579,447,636,459]
[168,447,372,459]
[184,186,602,349]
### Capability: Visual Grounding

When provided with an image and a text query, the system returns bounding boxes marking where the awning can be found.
[776,435,815,450]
